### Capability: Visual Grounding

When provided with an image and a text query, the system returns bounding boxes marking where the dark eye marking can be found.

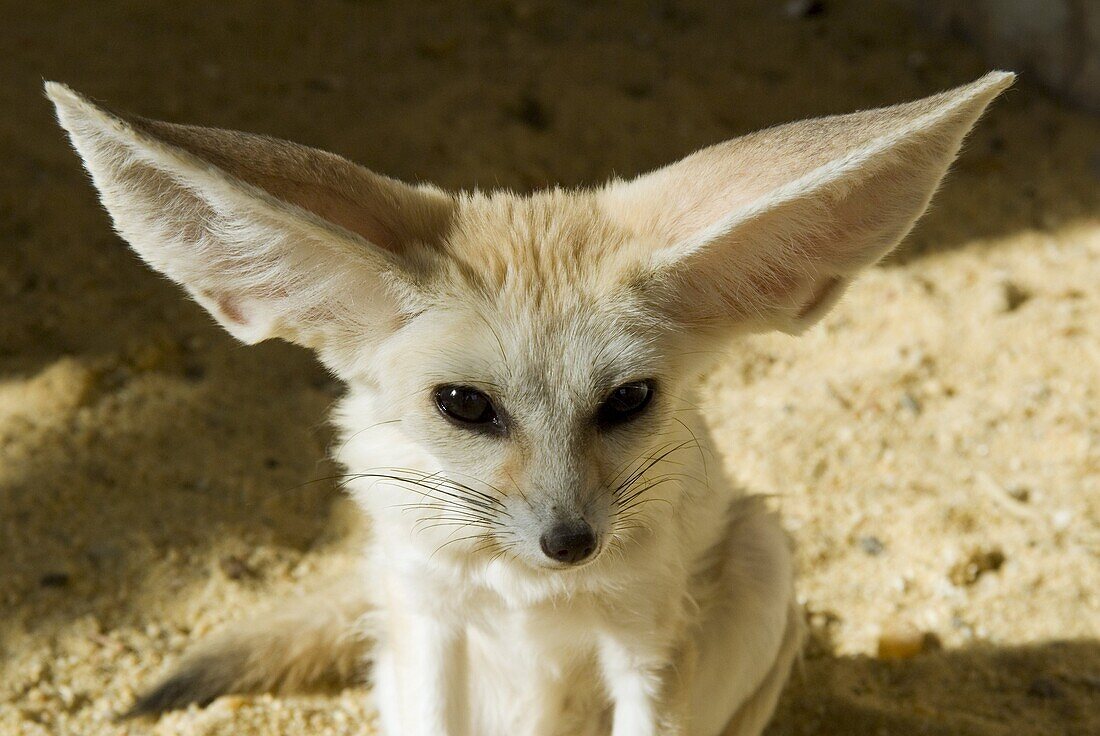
[597,380,655,428]
[434,385,504,435]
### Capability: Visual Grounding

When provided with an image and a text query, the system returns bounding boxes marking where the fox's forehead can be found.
[450,299,656,376]
[437,188,648,304]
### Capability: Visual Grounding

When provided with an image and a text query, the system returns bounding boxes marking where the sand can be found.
[2,1,1098,734]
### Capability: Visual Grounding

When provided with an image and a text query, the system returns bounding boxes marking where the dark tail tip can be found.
[121,656,233,719]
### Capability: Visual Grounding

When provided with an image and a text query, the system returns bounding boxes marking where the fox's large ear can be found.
[46,83,452,365]
[603,72,1014,335]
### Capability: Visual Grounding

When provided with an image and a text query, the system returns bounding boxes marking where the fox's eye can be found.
[435,385,500,429]
[598,380,654,427]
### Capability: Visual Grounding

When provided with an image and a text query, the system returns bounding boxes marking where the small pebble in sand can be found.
[126,339,182,373]
[182,362,206,381]
[988,279,1031,314]
[858,535,885,556]
[899,392,922,415]
[784,0,826,18]
[1027,677,1063,699]
[949,547,1006,586]
[39,572,71,588]
[513,93,552,131]
[217,695,250,711]
[220,555,258,581]
[804,608,842,659]
[876,621,939,660]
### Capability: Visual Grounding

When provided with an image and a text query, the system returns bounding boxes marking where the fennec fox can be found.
[48,72,1013,736]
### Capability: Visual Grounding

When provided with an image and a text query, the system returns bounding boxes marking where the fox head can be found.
[48,74,1012,573]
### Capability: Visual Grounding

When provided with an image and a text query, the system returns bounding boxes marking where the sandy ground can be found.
[2,1,1098,734]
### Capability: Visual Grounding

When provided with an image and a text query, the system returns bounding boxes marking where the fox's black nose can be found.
[540,521,596,565]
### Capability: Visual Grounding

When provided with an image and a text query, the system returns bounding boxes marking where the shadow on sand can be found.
[768,639,1100,736]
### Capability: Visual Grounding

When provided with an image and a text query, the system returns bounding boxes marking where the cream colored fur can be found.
[47,72,1013,735]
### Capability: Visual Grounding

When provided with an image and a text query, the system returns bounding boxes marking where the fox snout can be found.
[539,519,597,566]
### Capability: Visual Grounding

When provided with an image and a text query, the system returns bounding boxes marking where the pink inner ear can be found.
[206,291,248,325]
[206,283,297,327]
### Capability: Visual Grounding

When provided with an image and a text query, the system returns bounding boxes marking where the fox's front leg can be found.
[600,632,696,736]
[375,579,469,736]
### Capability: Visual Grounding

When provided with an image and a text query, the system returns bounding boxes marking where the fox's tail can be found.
[125,583,373,717]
